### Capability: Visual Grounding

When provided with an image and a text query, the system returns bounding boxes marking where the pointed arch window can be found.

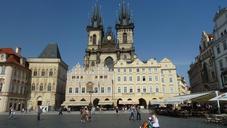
[123,33,127,43]
[93,34,97,45]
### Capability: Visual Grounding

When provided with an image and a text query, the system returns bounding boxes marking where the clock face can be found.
[107,35,112,40]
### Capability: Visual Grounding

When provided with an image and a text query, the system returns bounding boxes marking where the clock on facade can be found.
[107,35,112,41]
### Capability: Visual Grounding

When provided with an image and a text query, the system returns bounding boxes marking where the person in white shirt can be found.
[151,112,160,128]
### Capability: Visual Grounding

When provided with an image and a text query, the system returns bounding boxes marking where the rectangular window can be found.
[149,76,152,81]
[137,76,140,81]
[156,87,159,92]
[143,86,146,93]
[163,86,165,93]
[101,87,104,93]
[129,87,133,93]
[124,87,127,93]
[107,87,111,93]
[32,85,35,91]
[69,88,72,93]
[217,45,221,54]
[104,75,107,79]
[82,87,85,93]
[169,78,173,83]
[95,76,98,79]
[47,85,51,91]
[170,87,174,93]
[129,76,132,81]
[137,87,140,93]
[118,68,120,72]
[118,76,121,81]
[149,68,152,72]
[124,68,126,72]
[149,86,152,93]
[72,76,75,79]
[137,68,139,72]
[129,68,132,72]
[155,76,158,81]
[142,68,145,72]
[124,76,127,81]
[154,68,157,72]
[142,76,146,81]
[0,66,6,75]
[75,87,79,93]
[94,87,98,93]
[118,87,121,93]
[100,76,103,79]
[162,78,164,83]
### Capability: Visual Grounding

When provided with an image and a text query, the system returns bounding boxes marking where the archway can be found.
[139,98,147,109]
[117,98,122,106]
[37,96,42,106]
[93,98,99,107]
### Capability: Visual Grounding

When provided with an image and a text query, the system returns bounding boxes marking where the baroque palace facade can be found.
[63,2,188,110]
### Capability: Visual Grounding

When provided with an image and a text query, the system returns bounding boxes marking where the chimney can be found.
[15,47,21,55]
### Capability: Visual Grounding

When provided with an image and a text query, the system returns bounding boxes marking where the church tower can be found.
[84,4,104,68]
[116,0,135,61]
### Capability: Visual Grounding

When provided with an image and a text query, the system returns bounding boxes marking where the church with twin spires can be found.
[63,1,188,110]
[84,2,135,70]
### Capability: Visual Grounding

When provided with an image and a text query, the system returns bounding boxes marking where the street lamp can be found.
[86,82,94,110]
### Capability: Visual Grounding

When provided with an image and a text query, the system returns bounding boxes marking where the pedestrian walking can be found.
[37,105,42,121]
[115,106,119,115]
[136,106,141,120]
[129,105,135,120]
[58,107,63,116]
[8,107,15,119]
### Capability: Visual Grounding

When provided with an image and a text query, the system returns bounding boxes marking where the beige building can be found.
[27,43,68,111]
[177,75,190,95]
[114,58,179,108]
[63,2,184,110]
[0,48,31,112]
[63,64,114,110]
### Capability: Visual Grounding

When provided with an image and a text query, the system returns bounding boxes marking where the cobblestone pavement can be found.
[0,112,226,128]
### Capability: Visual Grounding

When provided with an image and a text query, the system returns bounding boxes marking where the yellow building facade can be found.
[27,44,68,111]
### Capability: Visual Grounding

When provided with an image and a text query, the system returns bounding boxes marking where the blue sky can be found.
[1,0,227,84]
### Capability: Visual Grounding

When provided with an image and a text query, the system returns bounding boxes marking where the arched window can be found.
[47,83,51,91]
[123,33,127,43]
[33,70,37,76]
[93,34,97,45]
[40,84,43,91]
[31,83,35,91]
[49,69,53,76]
[104,57,114,70]
[41,69,45,76]
[91,61,95,66]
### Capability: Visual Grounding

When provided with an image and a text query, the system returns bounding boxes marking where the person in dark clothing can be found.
[136,106,141,120]
[37,105,42,121]
[58,107,63,116]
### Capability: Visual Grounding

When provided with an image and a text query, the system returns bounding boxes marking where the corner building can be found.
[0,48,31,112]
[27,44,68,111]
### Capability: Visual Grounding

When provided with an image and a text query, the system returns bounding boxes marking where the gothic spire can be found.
[89,3,103,29]
[116,0,134,29]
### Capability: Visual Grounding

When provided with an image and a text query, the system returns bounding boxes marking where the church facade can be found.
[63,2,187,110]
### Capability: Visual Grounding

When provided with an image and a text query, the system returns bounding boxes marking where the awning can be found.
[119,100,139,105]
[154,91,215,104]
[209,92,227,101]
[61,101,90,106]
[98,101,113,105]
